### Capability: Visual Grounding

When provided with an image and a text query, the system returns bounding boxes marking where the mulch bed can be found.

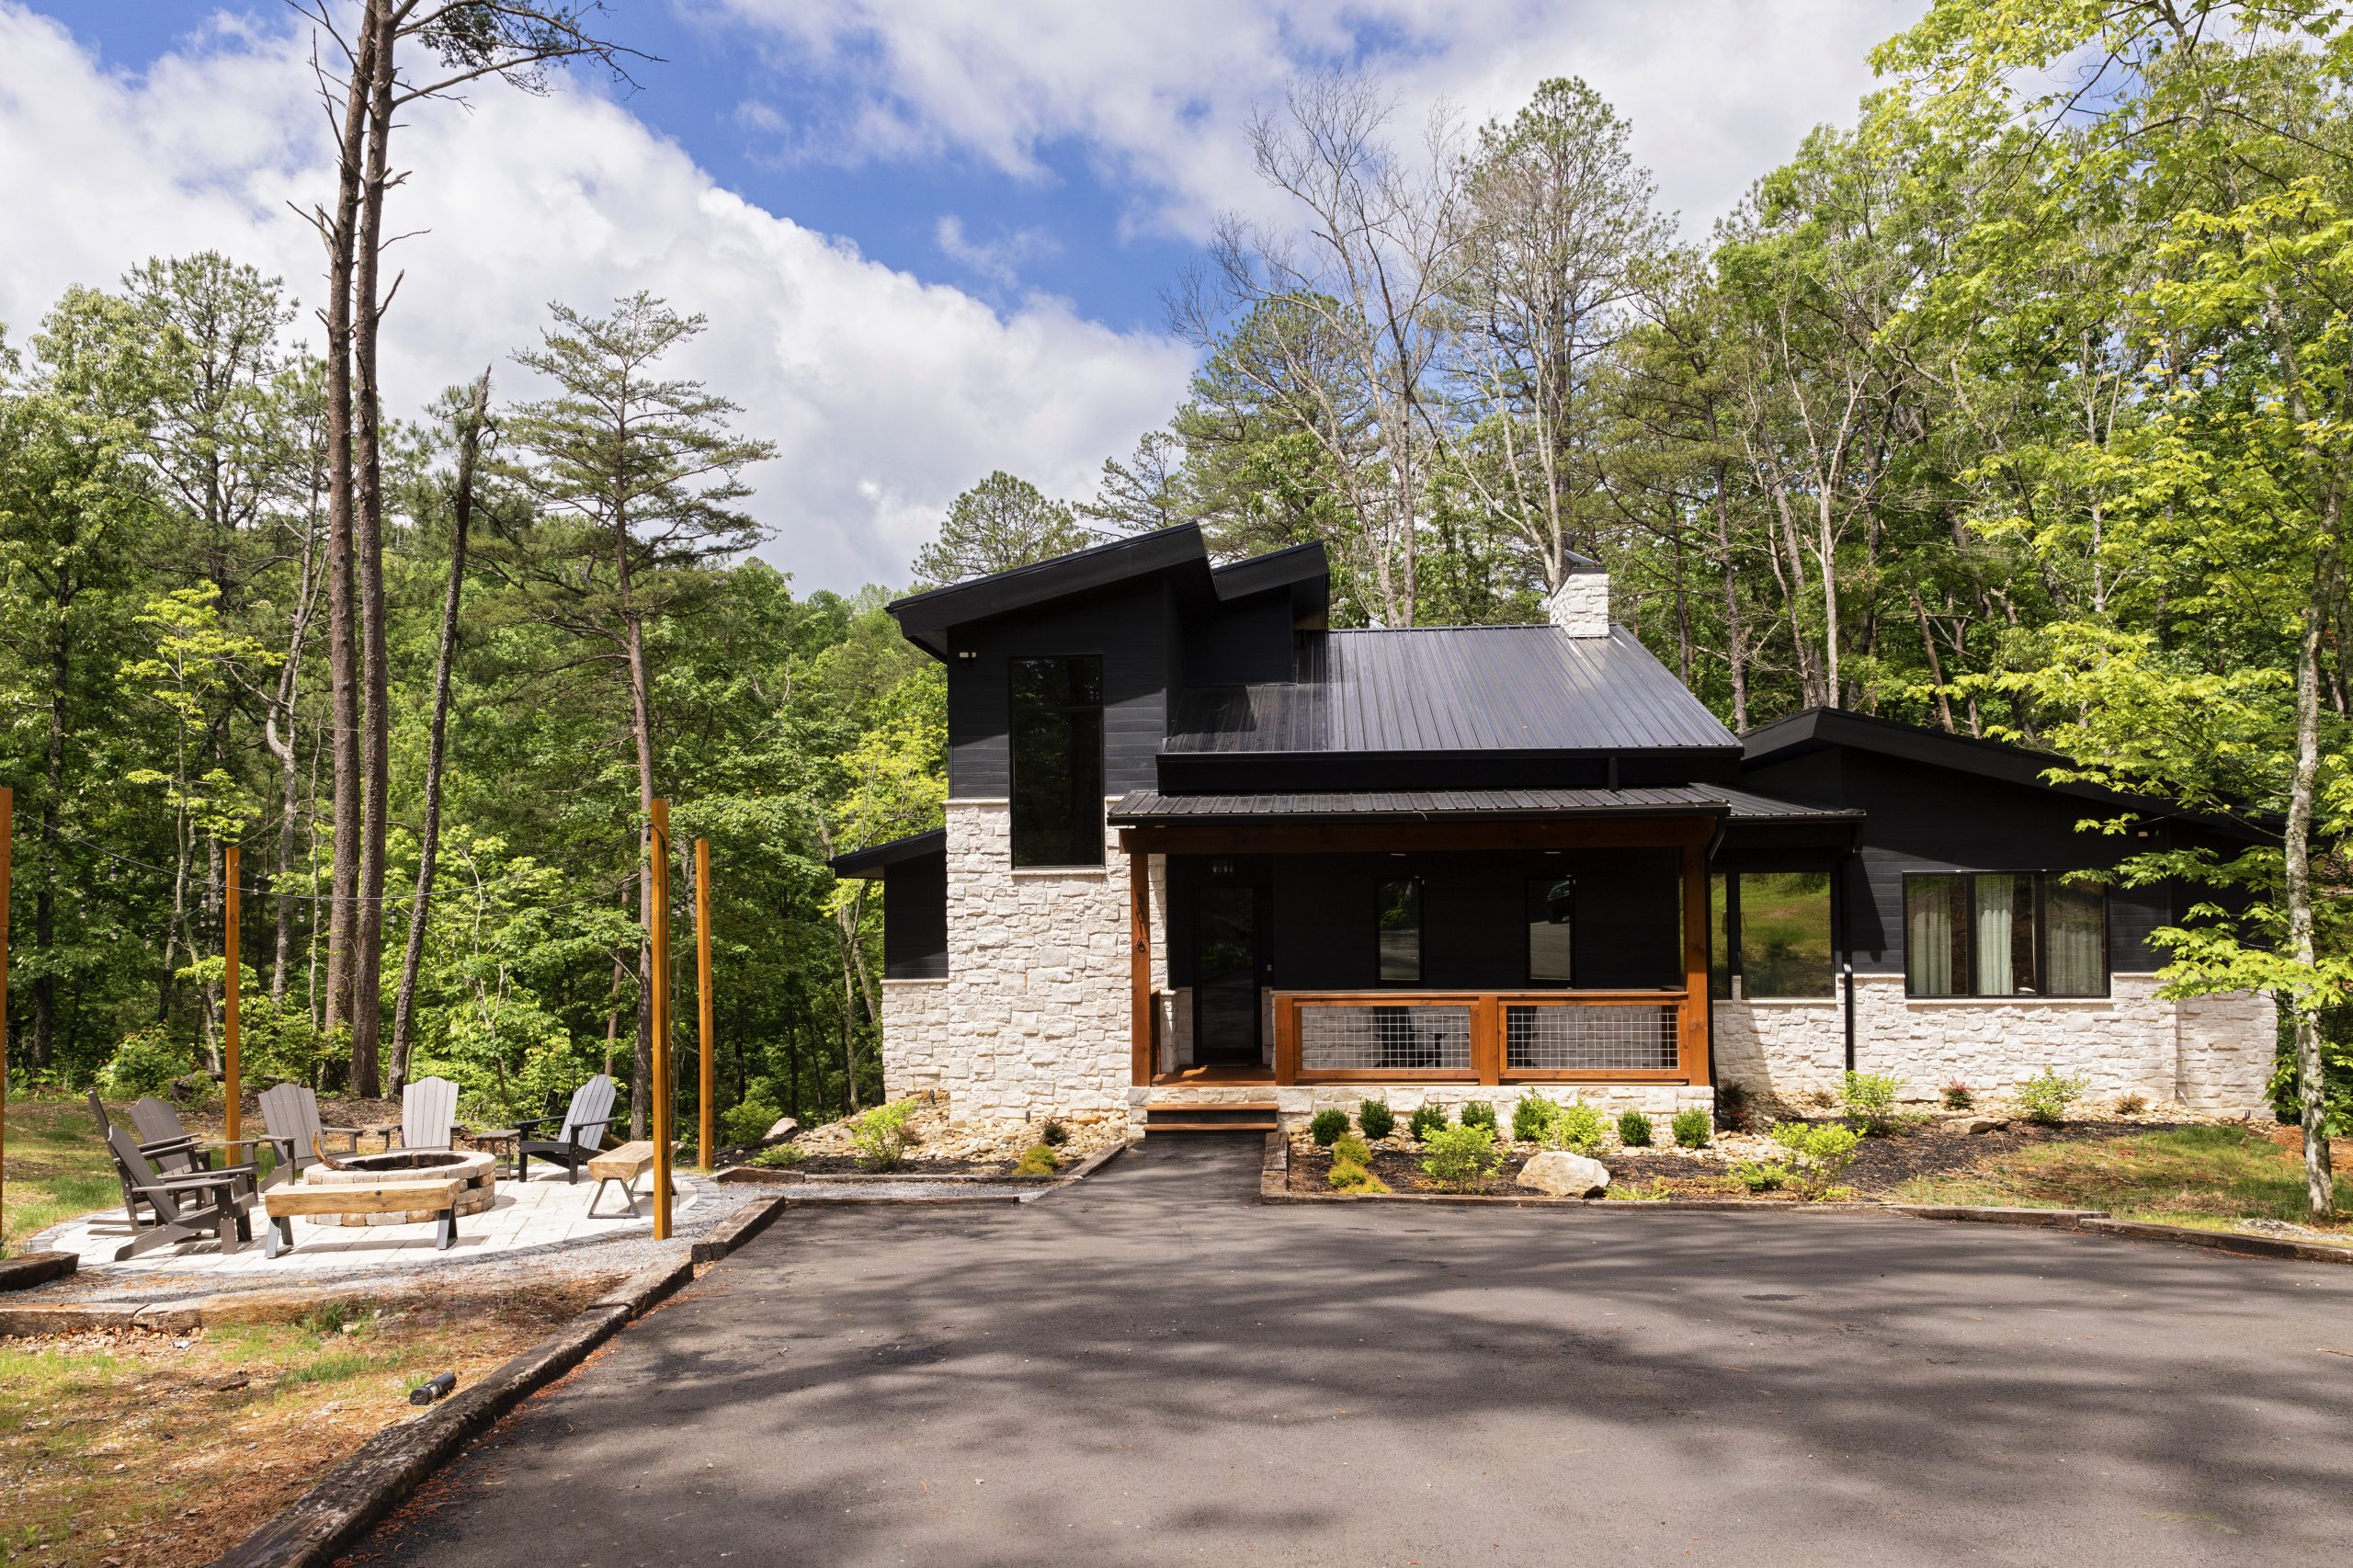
[1285,1119,2207,1199]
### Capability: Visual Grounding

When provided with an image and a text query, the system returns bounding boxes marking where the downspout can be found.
[1840,831,1862,1075]
[1704,816,1728,1088]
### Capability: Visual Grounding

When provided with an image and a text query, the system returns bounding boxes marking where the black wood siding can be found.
[946,576,1172,799]
[881,852,948,980]
[1180,586,1296,687]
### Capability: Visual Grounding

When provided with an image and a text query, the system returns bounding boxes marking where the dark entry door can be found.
[1194,885,1262,1064]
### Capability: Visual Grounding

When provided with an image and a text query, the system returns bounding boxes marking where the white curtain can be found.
[1973,875,2019,995]
[2047,882,2105,996]
[1907,877,1957,995]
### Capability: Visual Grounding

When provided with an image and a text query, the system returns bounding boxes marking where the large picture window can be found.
[1008,655,1104,868]
[1904,872,2107,998]
[1709,870,1835,999]
[1375,878,1422,983]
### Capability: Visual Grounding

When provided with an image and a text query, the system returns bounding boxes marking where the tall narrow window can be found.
[1972,873,2037,995]
[1905,874,1969,997]
[1376,878,1422,983]
[1008,655,1104,868]
[1526,876,1574,985]
[2045,881,2107,997]
[1735,870,1835,998]
[1904,872,2107,998]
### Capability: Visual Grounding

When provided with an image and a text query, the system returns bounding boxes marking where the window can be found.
[1711,870,1835,999]
[1526,875,1574,985]
[1375,878,1422,983]
[1008,655,1104,868]
[1904,872,2107,997]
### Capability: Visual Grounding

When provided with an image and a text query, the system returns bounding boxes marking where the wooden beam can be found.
[1118,814,1715,857]
[694,836,715,1173]
[651,798,673,1241]
[224,844,241,1163]
[1129,850,1151,1086]
[1679,837,1711,1085]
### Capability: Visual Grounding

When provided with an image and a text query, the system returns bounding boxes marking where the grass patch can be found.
[4,1096,121,1255]
[1895,1125,2348,1233]
[0,1282,609,1568]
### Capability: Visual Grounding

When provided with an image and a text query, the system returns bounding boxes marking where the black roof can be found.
[1165,625,1737,756]
[1741,708,2269,840]
[1110,786,1858,824]
[827,828,946,879]
[888,525,1210,657]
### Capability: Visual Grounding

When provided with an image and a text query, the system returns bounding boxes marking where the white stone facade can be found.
[1544,572,1610,637]
[1712,973,2277,1116]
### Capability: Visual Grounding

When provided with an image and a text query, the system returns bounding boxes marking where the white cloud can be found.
[713,0,1926,236]
[933,215,1061,289]
[0,4,1195,591]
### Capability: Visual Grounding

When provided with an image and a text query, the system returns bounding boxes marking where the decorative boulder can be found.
[763,1116,801,1145]
[1518,1151,1610,1198]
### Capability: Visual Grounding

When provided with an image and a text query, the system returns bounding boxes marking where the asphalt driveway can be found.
[351,1135,2353,1567]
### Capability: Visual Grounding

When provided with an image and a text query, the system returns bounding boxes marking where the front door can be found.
[1194,884,1262,1064]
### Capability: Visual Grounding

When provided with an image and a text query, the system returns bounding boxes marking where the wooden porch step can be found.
[1144,1102,1280,1133]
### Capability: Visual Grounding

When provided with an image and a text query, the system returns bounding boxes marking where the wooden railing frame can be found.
[1271,989,1706,1086]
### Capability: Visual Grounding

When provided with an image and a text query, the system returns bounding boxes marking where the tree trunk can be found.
[389,369,490,1090]
[2285,581,2337,1218]
[627,610,656,1140]
[1711,466,1749,734]
[33,616,66,1070]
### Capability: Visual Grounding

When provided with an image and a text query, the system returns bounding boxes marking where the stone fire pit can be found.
[301,1148,498,1225]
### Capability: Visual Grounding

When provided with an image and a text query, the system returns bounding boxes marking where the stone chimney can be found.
[1544,562,1610,637]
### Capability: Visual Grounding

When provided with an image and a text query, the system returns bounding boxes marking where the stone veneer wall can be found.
[1711,973,2276,1116]
[878,799,1157,1122]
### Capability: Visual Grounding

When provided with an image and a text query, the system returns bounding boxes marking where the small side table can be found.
[467,1127,523,1181]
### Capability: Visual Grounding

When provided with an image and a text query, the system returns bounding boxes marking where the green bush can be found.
[1358,1099,1396,1141]
[1328,1159,1391,1194]
[721,1093,785,1149]
[1040,1117,1070,1147]
[1838,1071,1904,1134]
[1512,1095,1558,1142]
[1670,1107,1711,1149]
[100,1025,193,1099]
[1331,1132,1372,1165]
[1014,1143,1059,1176]
[1941,1079,1975,1110]
[1545,1102,1606,1154]
[850,1100,919,1171]
[1408,1103,1451,1142]
[749,1142,803,1170]
[1460,1100,1498,1132]
[1768,1120,1863,1199]
[2017,1068,2089,1125]
[1308,1108,1350,1147]
[1419,1123,1503,1191]
[1616,1108,1654,1147]
[1730,1159,1792,1192]
[2114,1092,2148,1118]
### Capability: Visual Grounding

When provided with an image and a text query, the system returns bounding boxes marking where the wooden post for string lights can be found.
[223,844,242,1163]
[0,787,12,1244]
[650,799,674,1239]
[695,836,715,1172]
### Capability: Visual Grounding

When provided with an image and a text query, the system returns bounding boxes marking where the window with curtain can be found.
[1376,878,1422,983]
[1008,655,1104,868]
[1904,872,2108,997]
[1526,876,1574,985]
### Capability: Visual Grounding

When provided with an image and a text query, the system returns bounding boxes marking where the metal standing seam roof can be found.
[1164,625,1738,756]
[1108,786,1863,824]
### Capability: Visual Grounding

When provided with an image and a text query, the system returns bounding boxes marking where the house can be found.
[829,525,2276,1132]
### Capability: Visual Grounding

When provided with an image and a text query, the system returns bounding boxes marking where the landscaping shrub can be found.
[1460,1100,1498,1132]
[1039,1116,1069,1147]
[1768,1120,1863,1199]
[721,1085,785,1149]
[1014,1143,1059,1176]
[1616,1108,1654,1147]
[1545,1101,1605,1154]
[850,1101,919,1171]
[1358,1099,1396,1141]
[99,1025,192,1099]
[1838,1071,1904,1133]
[2114,1092,2148,1118]
[1408,1103,1451,1142]
[1332,1132,1372,1165]
[749,1142,803,1170]
[1308,1108,1350,1147]
[1730,1159,1791,1192]
[2017,1067,2089,1125]
[1941,1079,1975,1111]
[1671,1107,1711,1149]
[1419,1122,1503,1191]
[1606,1179,1672,1202]
[1512,1095,1558,1142]
[1328,1159,1391,1194]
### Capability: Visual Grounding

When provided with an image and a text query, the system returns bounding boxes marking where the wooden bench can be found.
[586,1141,659,1218]
[262,1178,466,1257]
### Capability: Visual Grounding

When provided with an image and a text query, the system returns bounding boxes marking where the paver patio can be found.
[351,1135,2353,1567]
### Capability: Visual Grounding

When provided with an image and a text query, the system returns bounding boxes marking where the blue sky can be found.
[1,1,1915,590]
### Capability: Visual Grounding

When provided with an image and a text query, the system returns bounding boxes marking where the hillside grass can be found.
[1894,1124,2348,1233]
[3,1096,119,1256]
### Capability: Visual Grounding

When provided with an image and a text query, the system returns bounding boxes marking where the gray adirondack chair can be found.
[103,1125,256,1260]
[400,1076,460,1151]
[256,1083,364,1186]
[514,1074,616,1183]
[126,1096,267,1177]
[88,1090,202,1175]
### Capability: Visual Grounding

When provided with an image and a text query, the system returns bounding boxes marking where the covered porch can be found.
[1116,789,1732,1098]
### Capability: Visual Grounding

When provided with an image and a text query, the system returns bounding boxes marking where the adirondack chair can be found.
[513,1074,617,1183]
[103,1125,256,1261]
[400,1076,460,1152]
[126,1096,268,1178]
[87,1090,202,1175]
[256,1083,364,1187]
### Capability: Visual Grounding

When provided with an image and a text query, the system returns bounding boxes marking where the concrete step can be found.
[1145,1103,1279,1132]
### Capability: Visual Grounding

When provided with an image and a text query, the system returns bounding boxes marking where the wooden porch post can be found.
[1130,850,1151,1086]
[1679,837,1711,1085]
